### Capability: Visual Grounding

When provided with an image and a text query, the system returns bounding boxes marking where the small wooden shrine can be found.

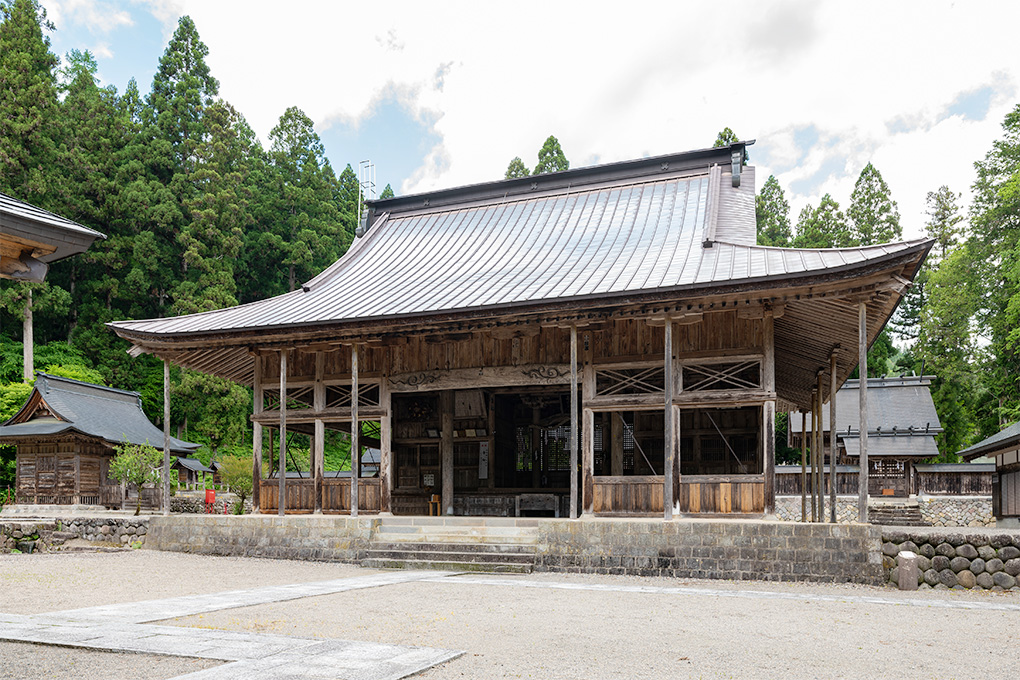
[0,373,197,508]
[960,422,1020,526]
[110,142,931,519]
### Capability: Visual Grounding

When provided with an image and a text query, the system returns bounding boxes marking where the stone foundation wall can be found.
[776,496,994,527]
[918,497,993,527]
[882,528,1020,591]
[534,520,886,584]
[0,517,149,553]
[145,514,374,561]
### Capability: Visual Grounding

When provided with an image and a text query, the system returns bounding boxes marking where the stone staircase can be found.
[868,500,929,527]
[362,517,540,574]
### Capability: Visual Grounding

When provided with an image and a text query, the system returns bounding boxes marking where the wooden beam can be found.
[858,301,869,523]
[816,370,825,522]
[664,318,674,520]
[278,349,288,517]
[163,360,170,517]
[380,370,392,514]
[800,411,807,522]
[763,309,776,516]
[829,350,838,523]
[441,390,453,515]
[313,351,324,514]
[251,355,262,514]
[351,343,359,518]
[570,324,579,520]
[582,334,595,515]
[388,363,572,392]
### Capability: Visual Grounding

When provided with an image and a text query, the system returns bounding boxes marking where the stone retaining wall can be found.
[0,517,149,553]
[882,528,1020,591]
[145,514,374,561]
[534,519,886,584]
[776,496,994,527]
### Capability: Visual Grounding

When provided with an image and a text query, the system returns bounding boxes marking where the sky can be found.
[38,0,1020,239]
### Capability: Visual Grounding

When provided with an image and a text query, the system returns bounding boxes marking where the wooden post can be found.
[810,388,818,522]
[380,375,393,514]
[816,370,825,522]
[22,288,32,382]
[858,301,869,523]
[441,389,454,515]
[313,351,325,514]
[163,359,170,517]
[569,324,579,519]
[351,344,360,518]
[763,308,776,516]
[278,349,288,517]
[829,351,838,523]
[582,340,595,515]
[664,318,675,520]
[800,411,807,522]
[252,355,263,514]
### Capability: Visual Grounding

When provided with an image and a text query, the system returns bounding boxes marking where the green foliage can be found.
[712,127,748,163]
[505,156,530,179]
[218,455,252,509]
[173,370,250,454]
[848,162,902,245]
[109,440,162,515]
[533,135,568,174]
[793,194,851,248]
[379,183,394,199]
[0,382,32,421]
[755,175,791,246]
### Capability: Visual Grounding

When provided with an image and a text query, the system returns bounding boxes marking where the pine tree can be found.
[755,175,791,246]
[848,162,902,245]
[505,156,529,179]
[0,0,60,202]
[533,135,568,174]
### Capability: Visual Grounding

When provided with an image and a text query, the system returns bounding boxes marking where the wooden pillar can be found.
[313,351,325,514]
[829,351,838,523]
[380,376,393,514]
[816,370,826,522]
[163,360,170,516]
[441,389,454,515]
[664,319,675,520]
[251,355,263,514]
[800,411,807,521]
[278,349,288,517]
[350,344,360,518]
[582,337,595,515]
[486,392,496,490]
[569,324,579,519]
[810,388,818,522]
[858,301,869,523]
[22,288,32,382]
[763,309,776,516]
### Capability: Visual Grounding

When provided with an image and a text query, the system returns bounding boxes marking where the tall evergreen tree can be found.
[848,162,902,245]
[925,185,965,261]
[533,135,568,174]
[505,156,529,179]
[755,175,791,246]
[379,183,394,199]
[712,126,748,163]
[792,194,850,248]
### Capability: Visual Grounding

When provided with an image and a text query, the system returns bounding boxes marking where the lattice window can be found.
[263,386,314,411]
[325,383,381,409]
[682,360,760,392]
[595,366,665,396]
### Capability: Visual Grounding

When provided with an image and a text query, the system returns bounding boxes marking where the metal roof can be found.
[109,164,925,338]
[842,435,939,459]
[174,457,213,473]
[0,191,105,240]
[0,373,197,453]
[790,375,942,435]
[958,420,1020,460]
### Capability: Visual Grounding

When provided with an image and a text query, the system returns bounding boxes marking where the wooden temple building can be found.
[960,422,1020,527]
[110,142,932,519]
[0,373,198,508]
[1,190,104,283]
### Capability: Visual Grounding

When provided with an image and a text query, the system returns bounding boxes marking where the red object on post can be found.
[205,489,215,514]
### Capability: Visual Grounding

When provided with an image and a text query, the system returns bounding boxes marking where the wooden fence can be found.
[258,478,382,514]
[677,475,765,514]
[776,464,994,496]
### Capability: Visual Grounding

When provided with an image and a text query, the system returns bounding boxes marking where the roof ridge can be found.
[0,190,105,237]
[37,372,140,399]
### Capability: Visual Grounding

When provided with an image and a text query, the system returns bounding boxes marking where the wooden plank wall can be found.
[259,478,381,514]
[593,476,664,514]
[677,477,765,514]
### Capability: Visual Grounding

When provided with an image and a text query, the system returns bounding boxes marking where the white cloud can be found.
[45,0,133,33]
[119,0,1020,240]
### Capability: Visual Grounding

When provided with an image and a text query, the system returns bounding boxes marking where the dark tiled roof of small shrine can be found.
[958,421,1020,460]
[0,373,198,453]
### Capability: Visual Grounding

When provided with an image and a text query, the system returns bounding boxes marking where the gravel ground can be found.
[2,550,1019,679]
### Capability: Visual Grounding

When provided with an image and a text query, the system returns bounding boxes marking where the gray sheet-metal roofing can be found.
[841,435,939,458]
[1,191,105,260]
[174,457,213,473]
[958,421,1020,460]
[108,146,925,339]
[790,376,943,435]
[0,373,197,453]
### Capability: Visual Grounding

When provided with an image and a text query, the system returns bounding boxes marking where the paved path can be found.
[0,571,462,680]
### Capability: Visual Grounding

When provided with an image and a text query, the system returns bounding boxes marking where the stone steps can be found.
[869,502,929,527]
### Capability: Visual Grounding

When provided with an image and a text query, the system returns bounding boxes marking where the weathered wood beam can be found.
[251,355,262,514]
[763,308,776,516]
[830,349,838,523]
[388,364,572,392]
[441,390,453,515]
[313,351,324,514]
[859,301,869,523]
[351,343,359,518]
[664,318,675,520]
[162,360,170,517]
[570,324,578,519]
[278,349,288,517]
[250,406,387,425]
